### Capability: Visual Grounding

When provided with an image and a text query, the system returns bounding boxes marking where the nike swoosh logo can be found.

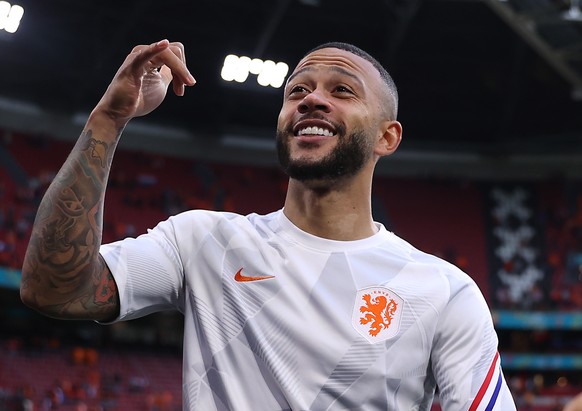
[234,268,275,282]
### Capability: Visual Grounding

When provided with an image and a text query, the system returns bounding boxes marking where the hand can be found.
[94,39,196,125]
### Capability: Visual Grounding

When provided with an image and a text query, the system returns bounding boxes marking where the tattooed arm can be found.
[20,40,195,321]
[20,122,121,321]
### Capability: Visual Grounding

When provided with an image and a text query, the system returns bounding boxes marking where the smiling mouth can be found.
[295,126,335,137]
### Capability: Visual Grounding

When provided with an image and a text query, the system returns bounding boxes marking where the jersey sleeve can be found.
[99,217,185,322]
[431,280,516,411]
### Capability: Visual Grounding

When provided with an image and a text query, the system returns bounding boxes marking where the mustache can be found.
[297,113,327,122]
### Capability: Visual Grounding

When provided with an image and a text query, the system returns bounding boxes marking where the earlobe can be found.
[375,121,402,156]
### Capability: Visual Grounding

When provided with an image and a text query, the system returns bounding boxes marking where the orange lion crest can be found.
[353,287,403,343]
[359,293,399,337]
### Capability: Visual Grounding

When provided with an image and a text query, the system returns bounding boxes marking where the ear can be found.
[374,120,402,157]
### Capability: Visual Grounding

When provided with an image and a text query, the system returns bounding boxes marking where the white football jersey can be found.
[100,209,516,411]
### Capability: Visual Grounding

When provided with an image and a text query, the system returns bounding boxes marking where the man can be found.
[20,39,516,410]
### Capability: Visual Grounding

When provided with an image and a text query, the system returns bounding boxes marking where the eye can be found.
[286,85,310,100]
[335,85,353,94]
[288,85,308,94]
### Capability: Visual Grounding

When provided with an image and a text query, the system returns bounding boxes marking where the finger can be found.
[127,40,195,97]
[155,45,195,87]
[169,41,186,66]
[169,42,192,88]
[166,43,188,96]
[151,46,195,96]
[129,40,172,75]
[168,43,188,83]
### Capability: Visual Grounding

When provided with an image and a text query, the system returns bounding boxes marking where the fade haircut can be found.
[305,42,399,120]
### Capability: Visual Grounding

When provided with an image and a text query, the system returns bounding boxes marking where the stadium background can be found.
[1,0,582,410]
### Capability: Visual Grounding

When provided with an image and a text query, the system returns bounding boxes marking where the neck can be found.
[283,172,376,241]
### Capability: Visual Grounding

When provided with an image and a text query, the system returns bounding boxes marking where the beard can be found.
[276,126,372,183]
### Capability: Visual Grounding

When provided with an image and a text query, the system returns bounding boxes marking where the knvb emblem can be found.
[352,286,403,343]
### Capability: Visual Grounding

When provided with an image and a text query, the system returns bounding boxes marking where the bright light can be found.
[221,54,289,89]
[272,62,289,88]
[257,60,276,87]
[234,56,251,83]
[220,55,239,82]
[0,1,24,34]
[249,58,263,75]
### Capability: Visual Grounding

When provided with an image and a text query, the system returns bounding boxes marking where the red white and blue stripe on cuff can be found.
[469,352,503,411]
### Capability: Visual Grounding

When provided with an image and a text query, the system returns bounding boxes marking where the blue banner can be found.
[493,310,582,330]
[501,354,582,370]
[0,266,21,289]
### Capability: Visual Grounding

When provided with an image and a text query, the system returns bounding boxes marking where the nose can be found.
[298,89,331,114]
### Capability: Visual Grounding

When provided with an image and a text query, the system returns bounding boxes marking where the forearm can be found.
[20,110,124,321]
[20,39,194,320]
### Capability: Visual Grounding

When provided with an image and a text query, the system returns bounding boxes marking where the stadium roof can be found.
[1,0,582,178]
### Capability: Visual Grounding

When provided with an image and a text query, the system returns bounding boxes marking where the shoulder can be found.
[154,209,282,242]
[166,209,280,228]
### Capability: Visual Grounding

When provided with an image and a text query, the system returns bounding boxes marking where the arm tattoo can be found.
[22,129,121,319]
[95,258,117,306]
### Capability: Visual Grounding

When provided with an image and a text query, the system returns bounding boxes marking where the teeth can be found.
[297,127,334,137]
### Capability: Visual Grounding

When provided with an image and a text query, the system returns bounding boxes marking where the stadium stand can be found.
[0,338,181,411]
[1,131,582,410]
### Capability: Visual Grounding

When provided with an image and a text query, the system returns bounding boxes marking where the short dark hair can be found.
[305,42,399,119]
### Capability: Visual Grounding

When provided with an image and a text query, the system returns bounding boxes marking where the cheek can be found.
[361,108,383,131]
[276,112,286,131]
[277,105,294,130]
[347,108,373,132]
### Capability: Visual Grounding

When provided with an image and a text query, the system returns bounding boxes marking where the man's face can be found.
[276,48,387,184]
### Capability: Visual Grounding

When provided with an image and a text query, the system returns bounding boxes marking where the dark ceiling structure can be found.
[1,0,582,178]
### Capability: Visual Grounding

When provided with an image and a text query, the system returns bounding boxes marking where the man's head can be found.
[276,43,402,186]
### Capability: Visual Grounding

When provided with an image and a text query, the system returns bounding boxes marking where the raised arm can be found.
[20,40,195,321]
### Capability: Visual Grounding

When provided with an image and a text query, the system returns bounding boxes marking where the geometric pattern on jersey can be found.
[185,243,288,410]
[100,209,517,411]
[306,252,367,409]
[303,252,388,409]
[309,337,385,410]
[238,315,296,410]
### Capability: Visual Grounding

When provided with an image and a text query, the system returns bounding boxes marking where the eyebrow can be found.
[286,65,364,88]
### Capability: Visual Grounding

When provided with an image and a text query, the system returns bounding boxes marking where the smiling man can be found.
[276,45,402,241]
[21,40,516,410]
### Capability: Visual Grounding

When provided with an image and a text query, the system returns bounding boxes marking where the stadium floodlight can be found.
[221,54,289,89]
[234,56,251,83]
[249,58,263,75]
[0,1,24,33]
